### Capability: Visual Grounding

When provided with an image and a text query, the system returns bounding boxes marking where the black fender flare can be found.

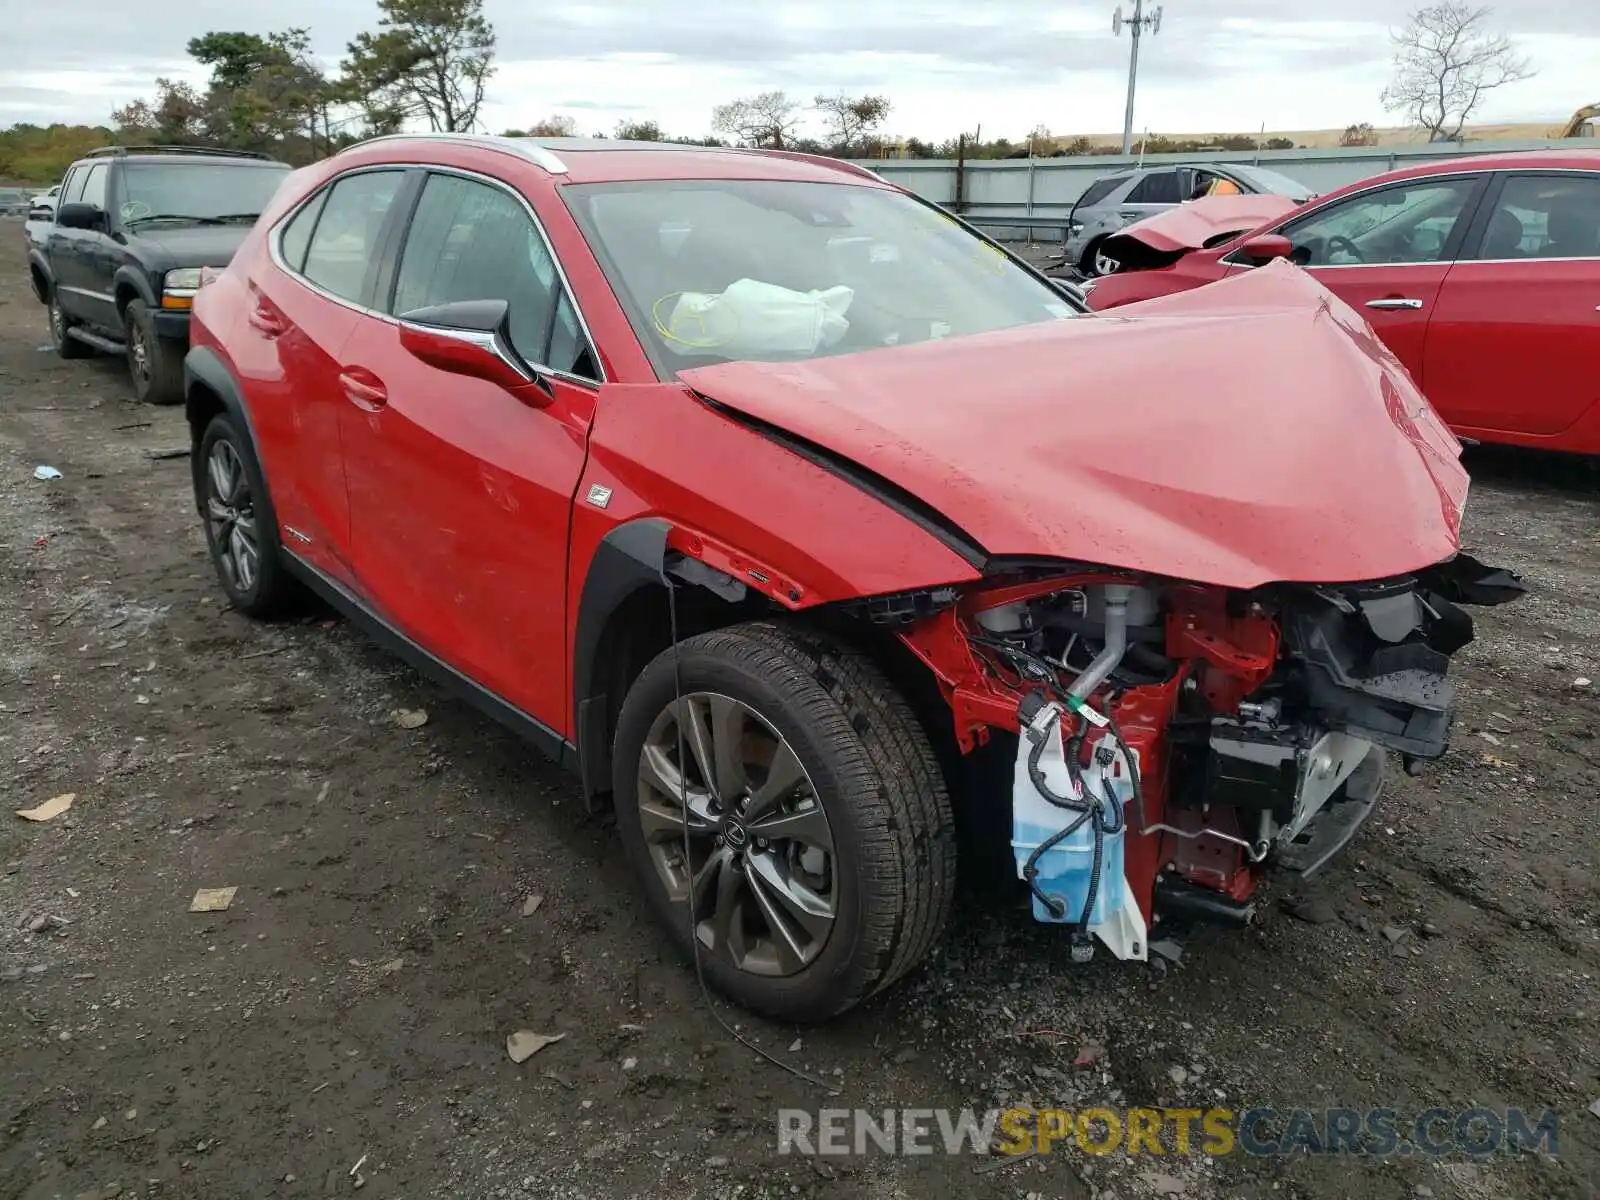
[111,266,157,316]
[184,346,267,511]
[571,518,670,811]
[26,247,53,304]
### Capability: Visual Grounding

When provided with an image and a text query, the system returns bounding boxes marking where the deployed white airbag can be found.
[663,279,853,358]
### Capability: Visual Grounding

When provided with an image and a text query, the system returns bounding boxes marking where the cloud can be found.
[1,0,1585,139]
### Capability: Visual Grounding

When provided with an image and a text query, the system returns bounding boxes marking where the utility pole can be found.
[1113,1,1163,156]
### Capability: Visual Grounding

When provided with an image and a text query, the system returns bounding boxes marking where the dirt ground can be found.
[1,218,1597,1200]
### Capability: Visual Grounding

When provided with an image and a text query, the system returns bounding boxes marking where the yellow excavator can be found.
[1553,103,1599,139]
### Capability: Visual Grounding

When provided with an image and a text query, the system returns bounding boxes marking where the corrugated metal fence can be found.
[853,140,1589,242]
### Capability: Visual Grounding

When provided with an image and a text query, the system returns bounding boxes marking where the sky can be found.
[2,1,1593,141]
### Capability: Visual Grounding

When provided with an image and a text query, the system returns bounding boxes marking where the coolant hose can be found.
[1066,584,1132,704]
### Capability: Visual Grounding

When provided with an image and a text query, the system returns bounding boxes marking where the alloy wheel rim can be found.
[128,324,149,381]
[637,692,837,977]
[205,440,259,594]
[1094,250,1120,276]
[49,301,64,343]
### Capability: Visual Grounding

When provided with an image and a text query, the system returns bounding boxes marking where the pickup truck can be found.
[27,145,291,403]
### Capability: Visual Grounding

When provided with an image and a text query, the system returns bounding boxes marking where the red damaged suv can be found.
[185,134,1521,1021]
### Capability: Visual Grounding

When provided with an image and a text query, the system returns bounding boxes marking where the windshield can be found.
[119,162,290,225]
[563,179,1077,376]
[1223,164,1315,200]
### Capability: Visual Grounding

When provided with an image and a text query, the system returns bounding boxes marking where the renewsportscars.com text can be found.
[776,1106,1560,1159]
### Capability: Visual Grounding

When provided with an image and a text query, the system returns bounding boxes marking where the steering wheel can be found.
[1324,234,1365,264]
[120,200,151,222]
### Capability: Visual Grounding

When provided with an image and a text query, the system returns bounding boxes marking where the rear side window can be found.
[278,190,328,273]
[300,171,406,304]
[1074,176,1126,209]
[1471,174,1600,260]
[1127,171,1181,204]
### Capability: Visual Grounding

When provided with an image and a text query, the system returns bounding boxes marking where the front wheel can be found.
[125,299,184,405]
[611,622,955,1022]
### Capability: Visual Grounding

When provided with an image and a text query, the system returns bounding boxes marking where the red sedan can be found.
[182,134,1519,1020]
[1085,150,1600,457]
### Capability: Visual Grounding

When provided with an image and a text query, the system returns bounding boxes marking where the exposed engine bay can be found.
[890,554,1525,959]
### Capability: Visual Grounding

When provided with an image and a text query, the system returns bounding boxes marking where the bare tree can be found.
[1381,3,1533,142]
[812,93,890,153]
[711,91,802,149]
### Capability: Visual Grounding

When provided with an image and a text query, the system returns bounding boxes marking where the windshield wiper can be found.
[125,213,226,227]
[211,212,263,222]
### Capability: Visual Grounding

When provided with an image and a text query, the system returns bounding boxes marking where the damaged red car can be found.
[1084,151,1600,457]
[184,135,1522,1021]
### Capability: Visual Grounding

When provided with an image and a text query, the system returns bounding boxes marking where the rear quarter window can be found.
[1074,177,1127,209]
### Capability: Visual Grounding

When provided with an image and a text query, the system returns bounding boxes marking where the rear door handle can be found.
[339,369,387,409]
[1366,298,1424,311]
[247,292,288,338]
[248,308,287,337]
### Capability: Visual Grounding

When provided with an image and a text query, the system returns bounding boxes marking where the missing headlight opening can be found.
[893,555,1525,962]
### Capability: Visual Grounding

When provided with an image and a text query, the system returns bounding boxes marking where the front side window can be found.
[118,162,291,228]
[391,172,595,378]
[301,170,406,304]
[1279,178,1478,266]
[60,167,86,205]
[1471,174,1600,260]
[79,164,108,210]
[563,179,1078,376]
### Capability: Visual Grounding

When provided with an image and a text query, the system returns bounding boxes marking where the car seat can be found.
[1482,209,1524,259]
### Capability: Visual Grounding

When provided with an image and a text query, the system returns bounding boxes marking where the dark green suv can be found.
[28,146,291,403]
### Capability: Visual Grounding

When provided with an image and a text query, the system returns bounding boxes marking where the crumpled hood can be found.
[680,262,1467,591]
[1109,194,1299,254]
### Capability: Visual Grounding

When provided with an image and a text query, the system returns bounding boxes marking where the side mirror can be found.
[56,202,106,231]
[1239,233,1293,262]
[1050,278,1089,308]
[396,299,551,400]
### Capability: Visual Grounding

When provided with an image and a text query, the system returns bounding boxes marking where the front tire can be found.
[612,622,956,1022]
[196,414,300,618]
[125,299,184,405]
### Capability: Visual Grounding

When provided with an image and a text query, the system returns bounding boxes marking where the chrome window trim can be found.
[268,163,604,388]
[352,133,568,176]
[1447,255,1600,266]
[1220,166,1600,268]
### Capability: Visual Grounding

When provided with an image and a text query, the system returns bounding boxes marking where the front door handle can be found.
[1366,298,1424,311]
[338,369,388,409]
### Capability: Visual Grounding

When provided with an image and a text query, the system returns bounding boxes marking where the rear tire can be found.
[196,413,301,618]
[611,621,956,1022]
[126,298,184,405]
[48,293,91,360]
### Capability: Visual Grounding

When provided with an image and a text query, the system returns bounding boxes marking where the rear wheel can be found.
[48,293,91,359]
[125,299,184,405]
[611,622,956,1022]
[196,414,301,618]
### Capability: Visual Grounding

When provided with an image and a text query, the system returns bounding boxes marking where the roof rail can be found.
[83,144,277,161]
[349,132,568,175]
[734,148,883,181]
